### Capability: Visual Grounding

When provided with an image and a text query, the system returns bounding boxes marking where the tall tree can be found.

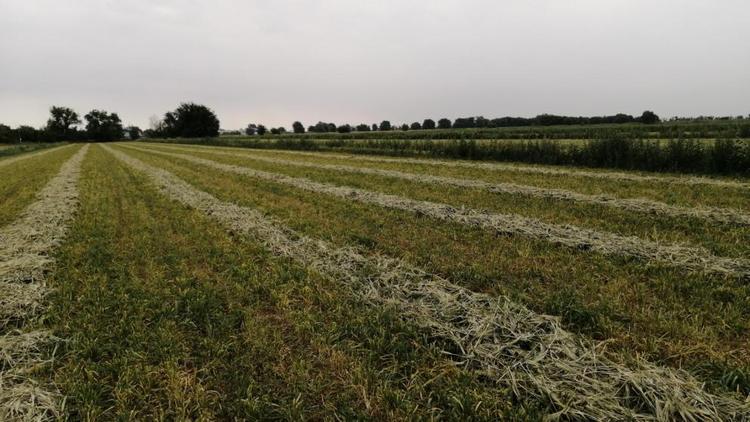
[126,126,142,140]
[379,120,392,131]
[162,103,220,137]
[410,122,422,130]
[437,118,452,129]
[639,110,660,124]
[292,121,305,133]
[422,119,435,130]
[85,109,123,141]
[46,106,80,140]
[256,124,267,135]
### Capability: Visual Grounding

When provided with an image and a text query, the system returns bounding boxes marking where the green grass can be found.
[0,142,64,159]
[136,143,750,258]
[0,144,80,226]
[115,144,750,395]
[38,145,541,420]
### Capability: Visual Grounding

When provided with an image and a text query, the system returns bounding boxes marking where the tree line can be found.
[0,102,221,143]
[242,111,663,136]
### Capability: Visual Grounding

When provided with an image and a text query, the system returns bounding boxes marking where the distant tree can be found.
[245,124,258,135]
[337,124,352,133]
[257,124,267,135]
[400,123,409,131]
[437,118,452,129]
[475,116,489,128]
[326,123,337,132]
[355,123,370,131]
[0,124,12,143]
[453,117,476,129]
[372,123,378,131]
[379,120,392,131]
[126,126,142,140]
[270,127,281,135]
[292,121,305,133]
[639,110,660,124]
[46,106,80,140]
[422,119,436,130]
[410,122,422,130]
[161,103,220,137]
[85,109,123,141]
[16,126,42,142]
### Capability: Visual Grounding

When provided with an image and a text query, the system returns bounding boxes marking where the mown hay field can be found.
[1,142,749,420]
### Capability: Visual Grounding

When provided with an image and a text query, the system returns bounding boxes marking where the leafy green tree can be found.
[639,110,660,124]
[437,118,452,129]
[355,124,370,131]
[162,103,220,137]
[126,126,142,140]
[400,123,409,131]
[379,120,392,131]
[0,124,12,143]
[410,122,422,130]
[371,123,378,131]
[337,124,352,133]
[85,109,123,141]
[292,121,305,133]
[46,106,80,140]
[257,124,267,135]
[245,124,257,135]
[422,119,436,130]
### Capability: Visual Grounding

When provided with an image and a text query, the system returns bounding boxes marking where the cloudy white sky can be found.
[1,0,748,130]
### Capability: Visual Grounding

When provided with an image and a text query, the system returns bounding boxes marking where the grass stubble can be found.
[105,144,750,420]
[0,145,89,421]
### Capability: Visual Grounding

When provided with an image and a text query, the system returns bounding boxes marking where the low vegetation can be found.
[1,142,748,419]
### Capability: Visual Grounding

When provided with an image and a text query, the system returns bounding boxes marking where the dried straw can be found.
[0,145,88,421]
[124,145,750,279]
[106,144,750,421]
[151,143,750,226]
[141,142,750,190]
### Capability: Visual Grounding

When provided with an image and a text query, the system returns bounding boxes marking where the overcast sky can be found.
[1,0,749,130]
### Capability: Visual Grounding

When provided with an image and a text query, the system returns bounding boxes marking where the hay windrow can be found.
[125,145,750,278]
[143,142,750,190]
[106,144,750,420]
[0,144,88,421]
[0,144,72,170]
[153,144,750,226]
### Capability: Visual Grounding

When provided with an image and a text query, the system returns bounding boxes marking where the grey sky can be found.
[1,0,749,130]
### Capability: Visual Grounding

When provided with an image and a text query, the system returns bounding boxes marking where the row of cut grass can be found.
[116,144,750,396]
[0,144,81,227]
[136,143,750,259]
[143,142,750,210]
[37,145,541,419]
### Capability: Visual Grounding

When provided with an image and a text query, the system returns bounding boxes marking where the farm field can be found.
[2,142,750,420]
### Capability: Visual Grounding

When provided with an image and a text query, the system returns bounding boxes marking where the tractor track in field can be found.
[145,142,750,190]
[0,144,88,422]
[152,144,750,226]
[0,145,72,170]
[124,144,750,279]
[106,144,750,421]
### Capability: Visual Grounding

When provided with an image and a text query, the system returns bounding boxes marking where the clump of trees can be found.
[146,103,220,138]
[85,110,123,141]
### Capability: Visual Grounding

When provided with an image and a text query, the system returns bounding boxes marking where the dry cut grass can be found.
[105,144,750,420]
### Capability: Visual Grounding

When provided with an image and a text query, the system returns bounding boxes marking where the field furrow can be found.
[103,145,750,420]
[0,144,89,421]
[124,145,750,278]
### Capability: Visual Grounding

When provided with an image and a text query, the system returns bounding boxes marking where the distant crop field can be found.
[2,142,749,420]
